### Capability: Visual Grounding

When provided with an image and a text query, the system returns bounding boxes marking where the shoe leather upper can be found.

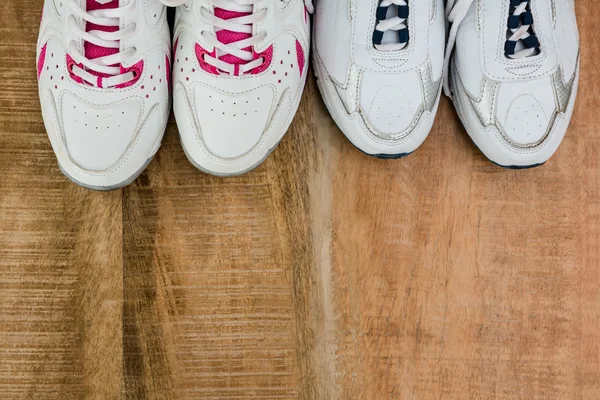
[173,0,310,159]
[315,0,445,139]
[37,0,171,172]
[453,0,579,147]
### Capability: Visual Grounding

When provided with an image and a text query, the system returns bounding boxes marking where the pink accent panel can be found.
[37,43,47,79]
[251,45,273,75]
[66,55,84,84]
[195,44,219,75]
[295,40,305,75]
[166,55,171,87]
[115,60,144,88]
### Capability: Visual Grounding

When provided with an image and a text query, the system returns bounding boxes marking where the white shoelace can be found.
[374,0,409,51]
[442,0,474,98]
[164,0,314,75]
[68,0,152,88]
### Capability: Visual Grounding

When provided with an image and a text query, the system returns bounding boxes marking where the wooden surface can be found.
[1,1,599,399]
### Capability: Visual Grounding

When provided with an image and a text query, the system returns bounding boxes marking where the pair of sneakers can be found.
[37,0,312,189]
[37,0,580,190]
[315,0,580,167]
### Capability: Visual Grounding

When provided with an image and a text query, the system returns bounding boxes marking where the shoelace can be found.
[165,0,314,75]
[373,0,409,51]
[68,0,145,88]
[443,0,473,97]
[505,0,540,59]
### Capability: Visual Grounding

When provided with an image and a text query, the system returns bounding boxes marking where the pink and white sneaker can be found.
[170,0,313,175]
[37,0,172,190]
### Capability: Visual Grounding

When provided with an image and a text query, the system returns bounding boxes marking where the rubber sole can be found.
[58,155,155,191]
[359,148,414,160]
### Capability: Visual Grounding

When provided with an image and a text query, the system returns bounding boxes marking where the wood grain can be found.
[0,0,598,399]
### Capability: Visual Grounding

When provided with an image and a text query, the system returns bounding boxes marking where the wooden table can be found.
[0,1,598,398]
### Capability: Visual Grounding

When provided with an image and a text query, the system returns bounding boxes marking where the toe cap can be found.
[360,70,424,136]
[502,94,550,145]
[194,84,275,159]
[496,77,556,146]
[62,92,141,171]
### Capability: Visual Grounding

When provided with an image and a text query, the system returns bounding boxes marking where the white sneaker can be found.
[37,0,172,190]
[313,1,445,158]
[170,0,313,176]
[445,0,580,168]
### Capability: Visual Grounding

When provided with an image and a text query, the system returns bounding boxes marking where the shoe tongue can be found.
[85,0,119,76]
[214,7,253,66]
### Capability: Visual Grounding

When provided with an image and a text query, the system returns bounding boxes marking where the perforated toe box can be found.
[360,71,424,137]
[61,93,141,171]
[194,84,275,159]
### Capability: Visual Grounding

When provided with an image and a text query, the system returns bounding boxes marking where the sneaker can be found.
[445,0,580,168]
[170,0,313,176]
[37,0,172,190]
[313,0,446,158]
